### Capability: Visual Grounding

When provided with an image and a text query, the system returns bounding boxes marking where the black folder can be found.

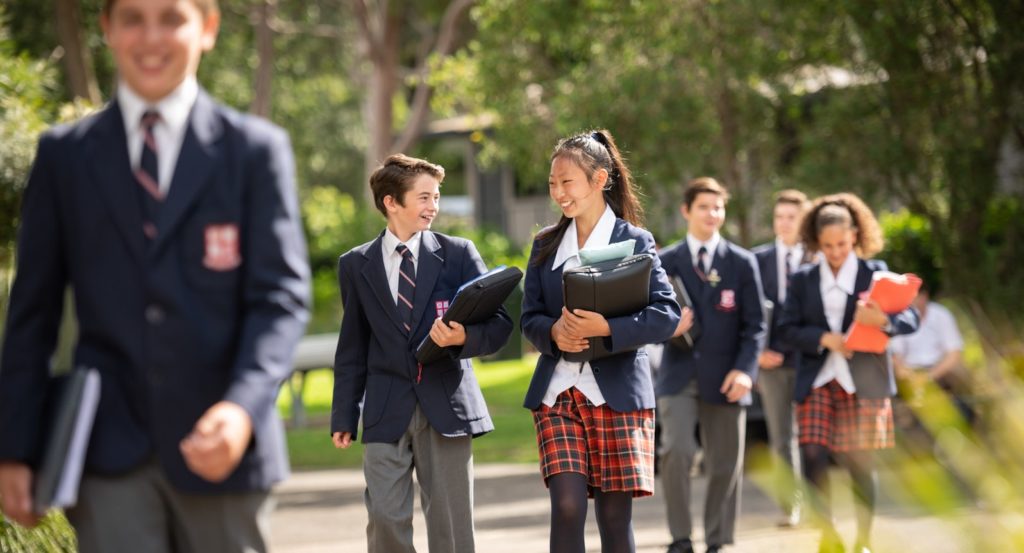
[668,275,702,352]
[415,265,524,364]
[33,367,100,515]
[562,253,653,362]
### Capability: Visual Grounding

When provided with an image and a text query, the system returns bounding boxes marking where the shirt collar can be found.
[552,204,617,270]
[819,250,859,295]
[775,237,803,262]
[383,228,422,261]
[118,76,198,137]
[686,231,721,261]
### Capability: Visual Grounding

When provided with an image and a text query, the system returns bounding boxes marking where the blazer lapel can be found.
[152,90,222,257]
[361,232,406,334]
[88,102,146,265]
[409,231,444,336]
[842,259,874,331]
[673,242,704,306]
[764,246,779,302]
[806,263,827,327]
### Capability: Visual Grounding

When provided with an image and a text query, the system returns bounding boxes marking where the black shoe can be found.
[666,539,695,553]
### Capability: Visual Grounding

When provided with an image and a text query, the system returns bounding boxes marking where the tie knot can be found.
[396,244,411,258]
[697,246,708,258]
[141,110,161,130]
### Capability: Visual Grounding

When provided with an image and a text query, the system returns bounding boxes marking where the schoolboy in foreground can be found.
[0,0,311,551]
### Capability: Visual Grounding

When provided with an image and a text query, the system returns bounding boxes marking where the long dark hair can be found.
[532,129,645,266]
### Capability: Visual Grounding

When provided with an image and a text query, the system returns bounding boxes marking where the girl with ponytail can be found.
[521,129,680,553]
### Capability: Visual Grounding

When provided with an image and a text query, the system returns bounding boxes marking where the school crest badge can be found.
[435,300,451,318]
[203,224,242,271]
[718,289,736,310]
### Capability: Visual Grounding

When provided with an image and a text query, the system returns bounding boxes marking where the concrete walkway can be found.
[270,464,981,552]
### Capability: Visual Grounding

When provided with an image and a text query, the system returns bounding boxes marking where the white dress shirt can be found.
[542,204,618,407]
[889,302,963,369]
[686,232,721,273]
[813,251,859,393]
[381,229,422,304]
[118,76,198,196]
[775,237,804,304]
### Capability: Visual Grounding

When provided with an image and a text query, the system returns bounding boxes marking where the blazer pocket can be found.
[441,364,488,422]
[361,374,392,429]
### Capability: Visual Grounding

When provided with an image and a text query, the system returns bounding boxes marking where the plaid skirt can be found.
[533,387,655,497]
[797,379,894,452]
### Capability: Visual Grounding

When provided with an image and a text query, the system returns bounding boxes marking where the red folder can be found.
[843,272,922,353]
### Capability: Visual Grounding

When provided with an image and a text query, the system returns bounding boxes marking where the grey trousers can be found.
[65,460,272,553]
[363,405,475,553]
[658,380,746,547]
[757,366,801,517]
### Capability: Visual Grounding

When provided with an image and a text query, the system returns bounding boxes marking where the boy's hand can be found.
[759,349,784,369]
[332,432,353,449]
[720,369,753,403]
[180,401,252,483]
[430,318,466,347]
[563,307,611,339]
[0,462,39,528]
[671,307,695,338]
[552,314,589,353]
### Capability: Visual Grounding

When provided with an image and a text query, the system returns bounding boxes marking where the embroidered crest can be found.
[708,268,722,287]
[203,224,242,271]
[719,289,736,310]
[435,300,450,318]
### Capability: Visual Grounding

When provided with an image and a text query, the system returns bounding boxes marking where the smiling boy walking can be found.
[331,154,513,553]
[0,0,310,551]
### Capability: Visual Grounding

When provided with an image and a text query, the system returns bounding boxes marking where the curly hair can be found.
[799,193,884,258]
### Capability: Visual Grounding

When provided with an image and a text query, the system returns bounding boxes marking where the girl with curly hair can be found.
[778,193,919,553]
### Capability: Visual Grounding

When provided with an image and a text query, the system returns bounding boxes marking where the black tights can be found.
[802,444,877,544]
[548,472,635,553]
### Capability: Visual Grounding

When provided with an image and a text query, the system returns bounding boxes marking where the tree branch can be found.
[350,0,382,59]
[391,0,474,153]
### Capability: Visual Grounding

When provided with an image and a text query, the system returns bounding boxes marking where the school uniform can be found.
[521,206,680,496]
[0,78,311,552]
[656,233,766,550]
[777,253,919,452]
[751,239,807,520]
[331,228,513,553]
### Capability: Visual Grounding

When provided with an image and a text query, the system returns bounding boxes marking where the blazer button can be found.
[145,304,165,324]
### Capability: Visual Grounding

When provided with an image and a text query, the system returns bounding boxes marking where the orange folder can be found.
[843,271,922,353]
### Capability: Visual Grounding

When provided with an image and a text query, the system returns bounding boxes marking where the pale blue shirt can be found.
[542,204,617,407]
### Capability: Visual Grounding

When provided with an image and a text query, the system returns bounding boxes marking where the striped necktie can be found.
[395,243,416,334]
[135,110,162,240]
[695,245,709,282]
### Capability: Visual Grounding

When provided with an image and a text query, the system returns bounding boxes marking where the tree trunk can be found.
[250,0,277,118]
[54,0,101,104]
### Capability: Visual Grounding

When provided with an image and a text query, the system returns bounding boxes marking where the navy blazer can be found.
[752,242,801,368]
[521,220,680,412]
[657,239,766,404]
[331,230,513,443]
[777,258,920,403]
[0,91,311,493]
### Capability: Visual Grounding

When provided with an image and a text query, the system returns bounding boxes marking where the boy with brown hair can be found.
[331,153,512,553]
[0,0,310,550]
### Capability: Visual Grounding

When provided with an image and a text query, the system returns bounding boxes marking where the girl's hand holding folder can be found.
[551,310,591,353]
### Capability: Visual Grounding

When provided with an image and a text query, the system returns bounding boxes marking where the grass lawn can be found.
[277,355,540,470]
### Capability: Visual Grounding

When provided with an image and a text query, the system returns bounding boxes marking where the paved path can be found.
[270,464,981,552]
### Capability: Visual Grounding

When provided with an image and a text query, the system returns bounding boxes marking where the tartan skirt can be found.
[797,379,894,452]
[533,387,656,497]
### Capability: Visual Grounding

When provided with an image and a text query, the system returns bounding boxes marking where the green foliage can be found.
[0,511,75,553]
[880,209,941,291]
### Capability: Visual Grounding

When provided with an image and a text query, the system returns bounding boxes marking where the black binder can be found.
[33,367,100,515]
[415,266,524,364]
[668,275,702,352]
[562,253,653,362]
